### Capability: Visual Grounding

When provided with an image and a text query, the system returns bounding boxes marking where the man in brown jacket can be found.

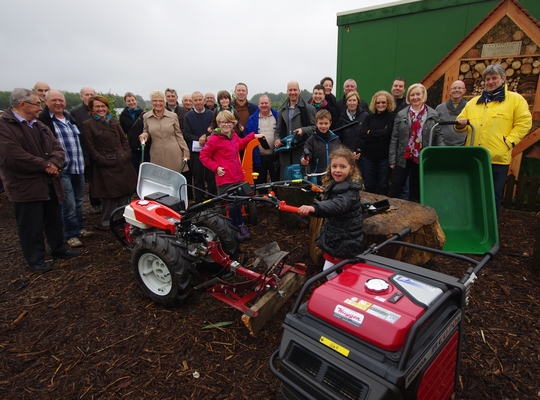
[0,88,80,273]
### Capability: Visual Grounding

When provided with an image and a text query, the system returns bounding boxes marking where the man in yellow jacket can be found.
[455,63,531,216]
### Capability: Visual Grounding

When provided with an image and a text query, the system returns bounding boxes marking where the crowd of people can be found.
[0,64,532,273]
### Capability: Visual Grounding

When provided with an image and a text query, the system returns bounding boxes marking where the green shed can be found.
[336,0,540,179]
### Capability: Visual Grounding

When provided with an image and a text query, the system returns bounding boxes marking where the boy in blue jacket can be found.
[301,109,342,184]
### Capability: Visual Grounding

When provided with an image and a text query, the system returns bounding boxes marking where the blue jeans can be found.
[492,164,508,216]
[61,173,85,239]
[363,157,390,195]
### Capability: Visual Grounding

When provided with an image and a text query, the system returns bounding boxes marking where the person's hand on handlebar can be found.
[455,118,468,130]
[298,205,315,216]
[139,133,149,144]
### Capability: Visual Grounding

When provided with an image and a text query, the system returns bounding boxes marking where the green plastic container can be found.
[420,145,499,254]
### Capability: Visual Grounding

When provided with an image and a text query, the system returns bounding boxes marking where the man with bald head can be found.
[70,87,96,129]
[435,80,468,146]
[274,81,316,179]
[39,90,93,248]
[33,81,50,103]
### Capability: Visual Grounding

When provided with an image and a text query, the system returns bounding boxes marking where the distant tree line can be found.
[248,89,312,109]
[0,90,148,111]
[0,88,314,112]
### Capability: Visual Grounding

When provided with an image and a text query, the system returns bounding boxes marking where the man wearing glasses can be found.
[435,80,468,146]
[0,88,80,273]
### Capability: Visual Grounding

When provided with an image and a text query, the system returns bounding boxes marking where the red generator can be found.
[270,229,499,400]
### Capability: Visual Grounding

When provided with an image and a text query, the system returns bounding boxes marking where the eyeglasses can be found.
[24,101,42,107]
[218,121,233,125]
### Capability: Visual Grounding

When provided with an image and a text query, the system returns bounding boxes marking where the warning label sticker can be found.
[344,298,372,311]
[366,304,401,324]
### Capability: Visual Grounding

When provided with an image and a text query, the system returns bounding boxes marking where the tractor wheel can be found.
[247,202,258,226]
[132,233,191,306]
[192,211,240,259]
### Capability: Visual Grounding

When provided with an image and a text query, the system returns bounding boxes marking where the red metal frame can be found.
[205,240,306,317]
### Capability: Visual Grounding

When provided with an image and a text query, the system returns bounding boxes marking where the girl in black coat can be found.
[298,146,364,280]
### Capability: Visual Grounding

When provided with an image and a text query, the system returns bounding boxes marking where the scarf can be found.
[310,98,328,111]
[404,104,427,163]
[477,83,506,104]
[445,98,467,116]
[92,113,113,125]
[128,106,141,120]
[346,108,356,121]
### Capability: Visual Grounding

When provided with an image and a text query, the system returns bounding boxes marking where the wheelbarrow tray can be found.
[419,146,498,254]
[137,162,188,209]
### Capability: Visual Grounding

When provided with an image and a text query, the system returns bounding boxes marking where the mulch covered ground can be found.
[0,190,538,399]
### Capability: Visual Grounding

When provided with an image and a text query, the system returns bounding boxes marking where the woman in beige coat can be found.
[139,90,190,173]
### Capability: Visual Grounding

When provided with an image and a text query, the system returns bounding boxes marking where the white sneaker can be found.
[67,237,83,248]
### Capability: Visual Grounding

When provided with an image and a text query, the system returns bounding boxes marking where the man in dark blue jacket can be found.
[184,91,216,203]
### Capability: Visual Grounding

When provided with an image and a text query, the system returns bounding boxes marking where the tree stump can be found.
[309,217,324,267]
[308,192,446,265]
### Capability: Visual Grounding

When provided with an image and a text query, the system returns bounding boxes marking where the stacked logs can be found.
[459,57,540,95]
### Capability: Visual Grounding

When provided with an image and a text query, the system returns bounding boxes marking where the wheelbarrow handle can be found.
[180,158,188,173]
[140,142,146,163]
[428,121,474,147]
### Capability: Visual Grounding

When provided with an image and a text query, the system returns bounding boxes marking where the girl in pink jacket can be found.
[200,110,263,240]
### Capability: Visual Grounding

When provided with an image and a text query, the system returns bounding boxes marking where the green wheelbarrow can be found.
[420,121,499,254]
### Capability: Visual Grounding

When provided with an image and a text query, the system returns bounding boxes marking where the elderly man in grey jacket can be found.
[435,80,467,146]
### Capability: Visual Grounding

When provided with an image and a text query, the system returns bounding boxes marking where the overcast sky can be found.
[0,0,397,100]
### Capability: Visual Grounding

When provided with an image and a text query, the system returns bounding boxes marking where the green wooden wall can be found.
[336,0,540,102]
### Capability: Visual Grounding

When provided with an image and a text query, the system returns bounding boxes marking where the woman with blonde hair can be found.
[360,90,395,195]
[388,83,444,201]
[139,90,190,174]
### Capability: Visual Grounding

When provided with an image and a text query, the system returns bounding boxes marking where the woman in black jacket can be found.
[119,92,146,174]
[336,91,368,174]
[360,91,396,195]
